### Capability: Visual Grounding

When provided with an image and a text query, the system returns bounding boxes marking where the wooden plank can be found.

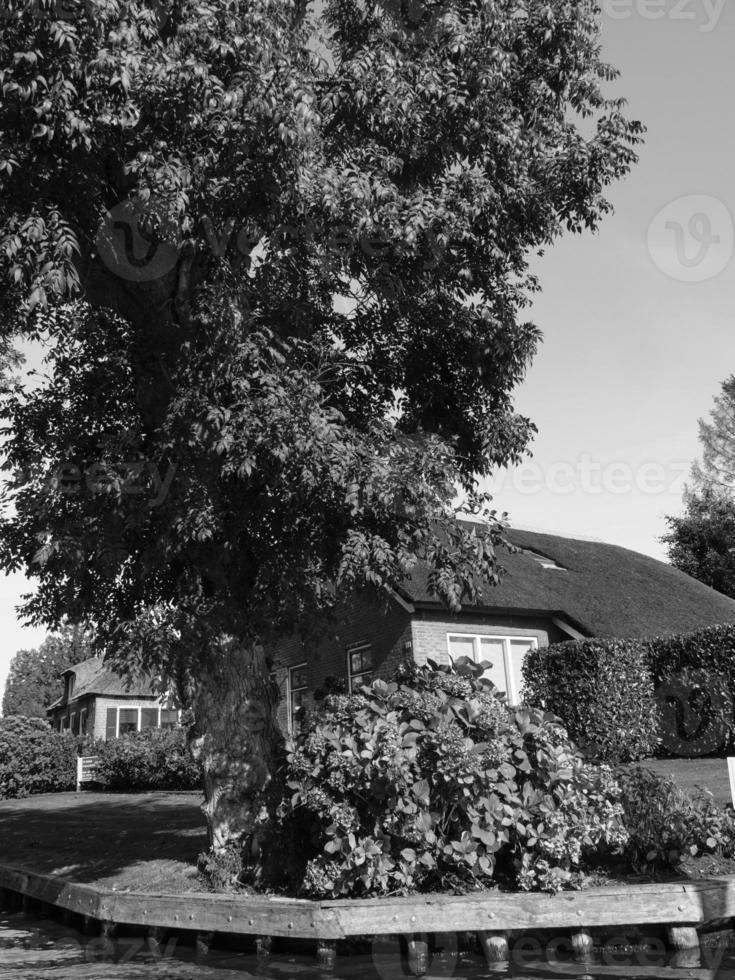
[1,861,734,942]
[101,890,342,938]
[0,867,104,919]
[322,880,735,934]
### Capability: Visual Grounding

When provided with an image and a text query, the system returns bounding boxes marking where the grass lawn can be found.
[633,757,734,808]
[1,760,734,897]
[0,790,208,894]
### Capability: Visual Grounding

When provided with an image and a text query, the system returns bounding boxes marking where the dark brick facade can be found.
[268,594,571,732]
[269,594,413,732]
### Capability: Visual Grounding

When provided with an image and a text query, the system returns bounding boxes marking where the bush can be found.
[615,765,735,870]
[523,625,735,762]
[523,639,659,763]
[647,624,735,757]
[93,727,201,791]
[264,659,629,897]
[0,715,77,798]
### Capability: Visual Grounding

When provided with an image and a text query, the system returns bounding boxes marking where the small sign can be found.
[76,756,100,791]
[727,757,735,809]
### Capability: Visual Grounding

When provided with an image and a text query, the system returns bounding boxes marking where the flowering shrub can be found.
[93,727,201,791]
[615,765,735,870]
[0,715,77,798]
[270,659,628,897]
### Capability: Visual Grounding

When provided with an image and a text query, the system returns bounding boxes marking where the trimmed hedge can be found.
[0,715,78,798]
[92,727,202,791]
[523,624,735,762]
[522,639,658,763]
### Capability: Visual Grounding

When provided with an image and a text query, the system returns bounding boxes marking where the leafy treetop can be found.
[0,0,643,676]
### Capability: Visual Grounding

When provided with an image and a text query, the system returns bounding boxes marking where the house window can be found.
[524,549,566,571]
[160,708,179,729]
[65,674,74,701]
[70,712,79,735]
[446,634,538,705]
[80,709,87,736]
[141,707,159,730]
[288,664,308,734]
[118,707,139,735]
[347,643,372,691]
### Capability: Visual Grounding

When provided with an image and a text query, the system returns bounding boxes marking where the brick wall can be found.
[270,595,413,732]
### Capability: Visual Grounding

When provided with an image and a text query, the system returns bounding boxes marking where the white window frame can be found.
[287,664,308,734]
[346,642,372,692]
[117,706,141,736]
[446,633,539,704]
[70,711,78,735]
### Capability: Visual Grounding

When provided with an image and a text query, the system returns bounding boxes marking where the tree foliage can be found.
[2,623,95,718]
[692,375,735,496]
[663,487,735,601]
[0,0,642,661]
[664,375,735,597]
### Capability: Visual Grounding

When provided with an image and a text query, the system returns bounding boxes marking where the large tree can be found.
[0,0,642,857]
[662,487,735,601]
[2,624,95,718]
[664,375,735,598]
[691,375,735,496]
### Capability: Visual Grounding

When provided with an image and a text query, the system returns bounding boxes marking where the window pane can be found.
[478,638,509,695]
[119,708,138,734]
[160,709,178,729]
[105,707,117,739]
[349,646,371,674]
[71,713,79,735]
[141,707,159,730]
[448,636,475,662]
[508,639,536,705]
[350,671,372,691]
[80,711,87,736]
[290,666,307,690]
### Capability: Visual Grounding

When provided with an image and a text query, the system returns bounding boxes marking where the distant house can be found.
[47,657,179,739]
[270,527,735,733]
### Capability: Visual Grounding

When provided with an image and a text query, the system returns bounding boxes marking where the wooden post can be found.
[100,920,116,957]
[147,926,166,956]
[316,938,337,970]
[728,757,735,808]
[571,930,594,962]
[196,931,214,958]
[256,935,272,958]
[406,934,430,975]
[477,931,510,967]
[76,755,83,792]
[670,946,702,969]
[667,926,699,950]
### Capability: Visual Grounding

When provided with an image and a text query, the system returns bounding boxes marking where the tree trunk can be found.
[190,638,282,855]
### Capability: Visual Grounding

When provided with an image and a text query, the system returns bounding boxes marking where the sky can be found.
[1,1,734,699]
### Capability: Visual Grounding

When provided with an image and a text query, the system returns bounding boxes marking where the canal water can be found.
[3,906,735,980]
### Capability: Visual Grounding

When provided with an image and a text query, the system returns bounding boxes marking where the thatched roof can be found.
[397,527,735,639]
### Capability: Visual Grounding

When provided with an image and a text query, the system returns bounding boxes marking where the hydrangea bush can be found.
[269,659,629,896]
